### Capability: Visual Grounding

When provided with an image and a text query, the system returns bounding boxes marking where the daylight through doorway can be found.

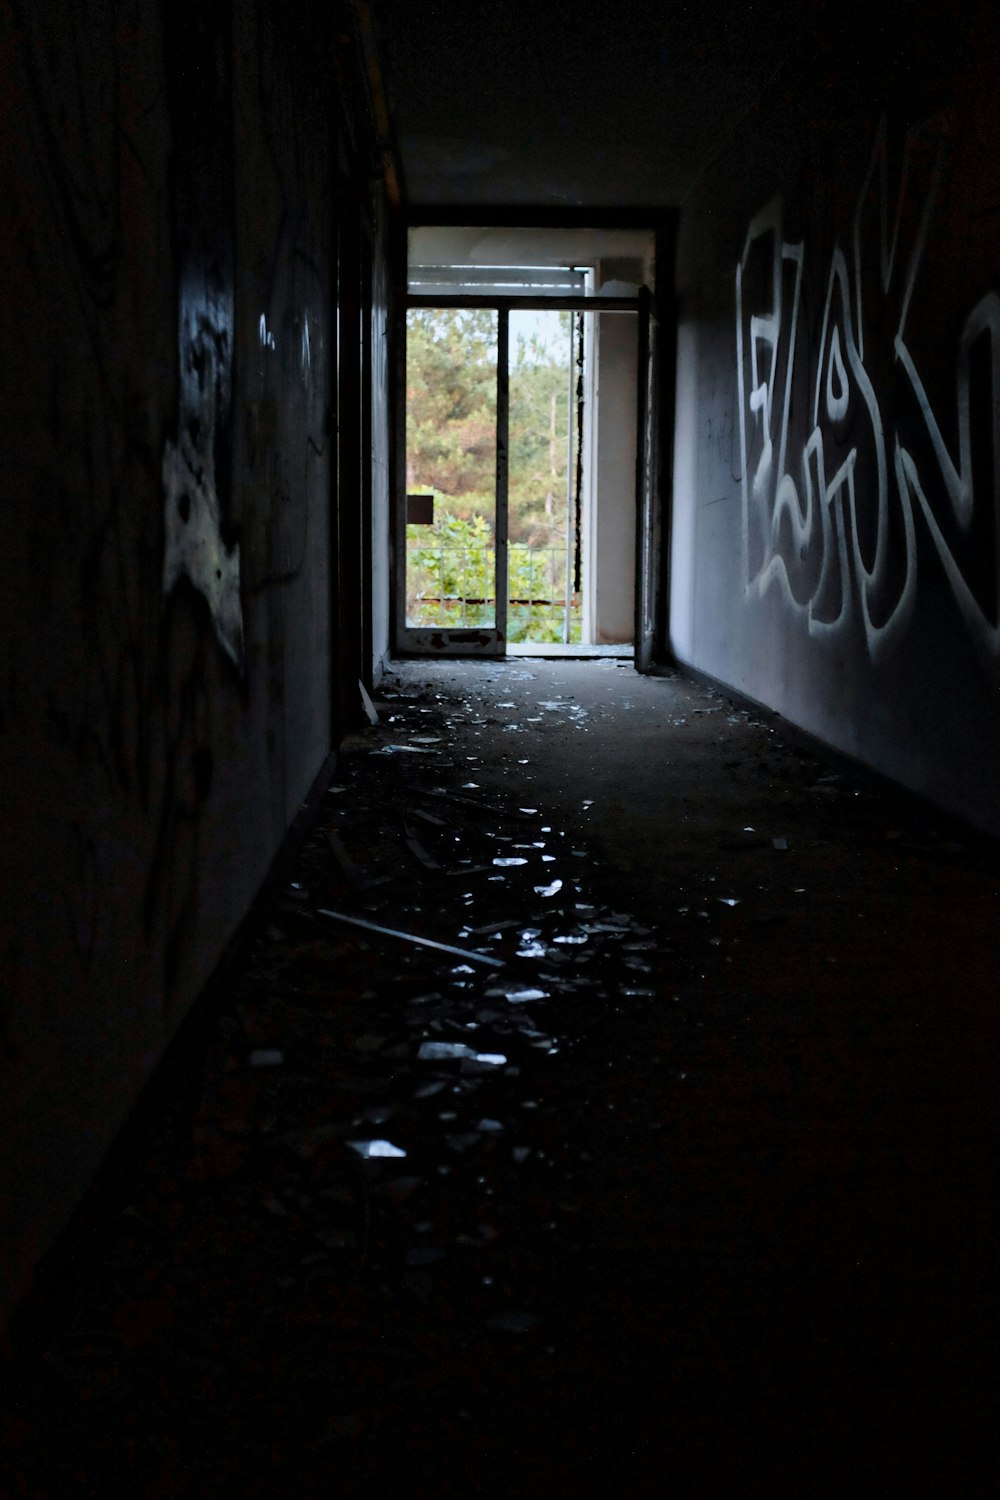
[404,306,584,647]
[404,307,500,634]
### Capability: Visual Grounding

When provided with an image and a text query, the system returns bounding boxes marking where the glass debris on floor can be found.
[2,663,697,1493]
[6,658,982,1495]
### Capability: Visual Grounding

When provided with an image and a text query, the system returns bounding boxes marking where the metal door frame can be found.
[394,293,639,659]
[634,285,659,672]
[395,305,508,657]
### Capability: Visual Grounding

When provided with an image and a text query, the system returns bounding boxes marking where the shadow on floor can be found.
[2,660,997,1497]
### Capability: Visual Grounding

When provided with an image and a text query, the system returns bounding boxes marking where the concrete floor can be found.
[2,660,998,1496]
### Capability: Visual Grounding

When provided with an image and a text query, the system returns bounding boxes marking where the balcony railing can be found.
[406,543,581,643]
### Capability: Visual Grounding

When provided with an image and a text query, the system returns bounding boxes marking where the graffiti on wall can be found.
[0,0,230,1113]
[162,282,243,669]
[736,119,1000,667]
[161,3,244,670]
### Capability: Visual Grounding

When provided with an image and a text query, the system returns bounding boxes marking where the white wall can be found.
[591,312,637,642]
[667,1,1000,838]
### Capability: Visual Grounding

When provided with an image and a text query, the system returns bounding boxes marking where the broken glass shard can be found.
[347,1139,407,1159]
[493,857,528,867]
[414,1080,447,1099]
[418,1041,477,1060]
[534,880,563,898]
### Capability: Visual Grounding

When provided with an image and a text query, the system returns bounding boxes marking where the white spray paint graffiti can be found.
[736,120,1000,667]
[162,434,243,669]
[162,285,243,668]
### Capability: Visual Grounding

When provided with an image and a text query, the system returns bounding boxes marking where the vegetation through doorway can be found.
[405,305,583,645]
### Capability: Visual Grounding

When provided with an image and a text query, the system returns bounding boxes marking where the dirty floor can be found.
[2,659,998,1497]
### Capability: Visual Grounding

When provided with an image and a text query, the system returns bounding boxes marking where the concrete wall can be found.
[592,313,638,643]
[670,0,1000,835]
[0,0,382,1323]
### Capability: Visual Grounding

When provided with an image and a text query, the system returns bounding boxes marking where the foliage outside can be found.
[405,307,581,643]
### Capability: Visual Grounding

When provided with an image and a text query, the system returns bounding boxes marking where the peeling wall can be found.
[0,0,385,1321]
[670,0,1000,835]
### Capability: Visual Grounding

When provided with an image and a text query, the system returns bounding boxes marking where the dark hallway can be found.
[4,661,999,1495]
[3,0,1000,1493]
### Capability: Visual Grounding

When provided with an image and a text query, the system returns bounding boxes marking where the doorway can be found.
[393,227,658,664]
[403,303,588,650]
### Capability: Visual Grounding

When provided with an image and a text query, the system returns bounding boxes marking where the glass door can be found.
[399,307,508,655]
[507,308,582,646]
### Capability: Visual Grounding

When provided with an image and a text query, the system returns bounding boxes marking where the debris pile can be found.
[1,670,676,1495]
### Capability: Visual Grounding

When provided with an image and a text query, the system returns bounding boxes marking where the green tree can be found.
[405,306,580,643]
[406,308,497,512]
[508,311,573,547]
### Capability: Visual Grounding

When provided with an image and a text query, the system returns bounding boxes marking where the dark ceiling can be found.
[371,0,814,211]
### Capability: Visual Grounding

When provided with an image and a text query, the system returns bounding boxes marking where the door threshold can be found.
[506,642,633,659]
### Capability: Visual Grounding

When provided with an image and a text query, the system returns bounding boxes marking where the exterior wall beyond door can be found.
[670,0,1000,837]
[591,313,638,643]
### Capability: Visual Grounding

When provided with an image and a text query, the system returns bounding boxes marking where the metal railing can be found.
[406,543,581,642]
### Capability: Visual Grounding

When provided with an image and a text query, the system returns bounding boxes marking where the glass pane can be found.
[405,308,498,630]
[508,309,581,644]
